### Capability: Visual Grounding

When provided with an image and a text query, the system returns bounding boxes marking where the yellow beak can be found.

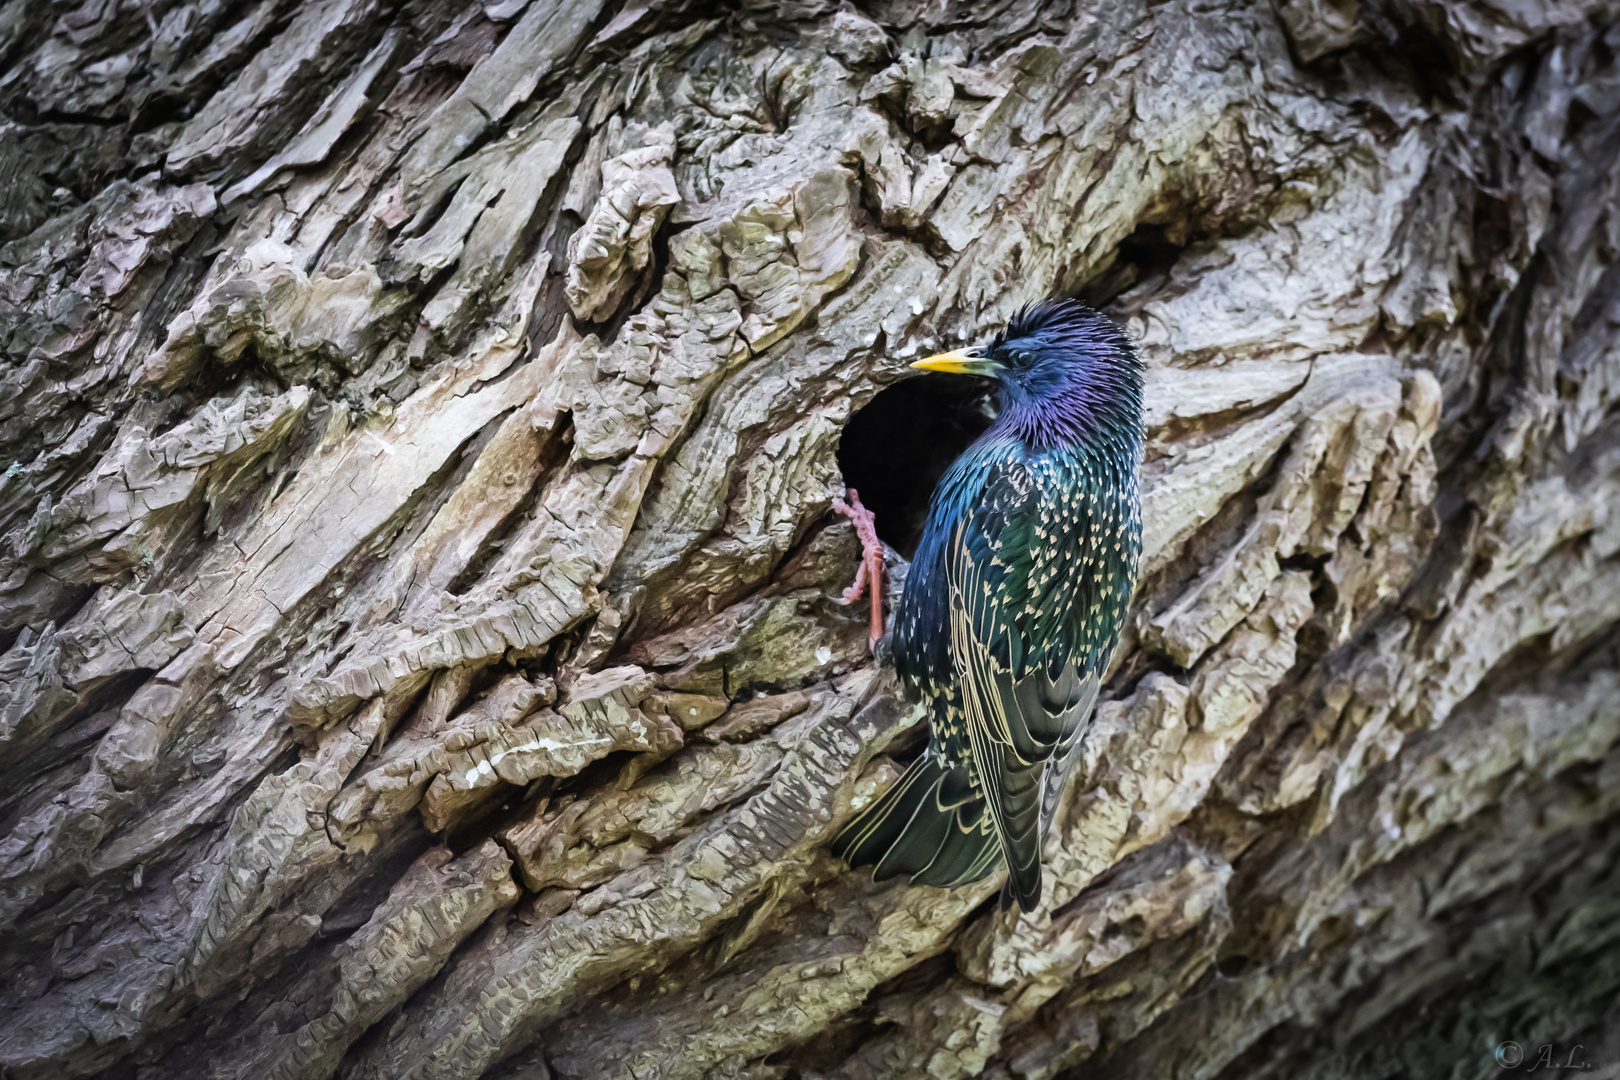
[910,348,997,376]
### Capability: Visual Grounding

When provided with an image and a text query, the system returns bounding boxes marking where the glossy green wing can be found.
[944,452,1135,910]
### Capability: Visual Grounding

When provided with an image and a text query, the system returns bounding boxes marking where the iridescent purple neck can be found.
[993,375,1141,454]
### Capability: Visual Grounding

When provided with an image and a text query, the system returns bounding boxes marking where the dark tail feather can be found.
[914,799,1001,889]
[831,753,944,869]
[998,754,1046,912]
[833,754,1004,890]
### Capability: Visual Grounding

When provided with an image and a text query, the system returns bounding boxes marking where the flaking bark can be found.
[2,1,1620,1078]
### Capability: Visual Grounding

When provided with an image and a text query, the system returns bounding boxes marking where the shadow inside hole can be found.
[837,373,997,559]
[1078,221,1187,307]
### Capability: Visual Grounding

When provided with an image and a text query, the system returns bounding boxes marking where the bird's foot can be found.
[832,488,885,652]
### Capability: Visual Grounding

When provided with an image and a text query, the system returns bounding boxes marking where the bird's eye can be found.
[1010,349,1035,369]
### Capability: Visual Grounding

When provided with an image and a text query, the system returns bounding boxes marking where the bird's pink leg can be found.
[832,488,885,651]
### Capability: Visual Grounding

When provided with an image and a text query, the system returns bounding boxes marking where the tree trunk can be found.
[3,1,1620,1077]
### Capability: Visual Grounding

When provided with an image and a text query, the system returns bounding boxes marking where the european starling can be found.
[832,299,1144,913]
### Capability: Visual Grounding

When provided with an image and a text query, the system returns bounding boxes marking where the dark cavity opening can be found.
[1079,221,1188,307]
[837,373,997,559]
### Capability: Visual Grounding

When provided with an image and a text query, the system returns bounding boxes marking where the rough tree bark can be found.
[2,0,1620,1077]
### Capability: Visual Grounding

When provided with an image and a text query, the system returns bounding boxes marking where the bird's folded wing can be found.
[1035,671,1099,840]
[941,465,1043,908]
[944,457,1120,910]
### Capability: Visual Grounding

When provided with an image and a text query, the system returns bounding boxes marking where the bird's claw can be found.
[832,488,885,652]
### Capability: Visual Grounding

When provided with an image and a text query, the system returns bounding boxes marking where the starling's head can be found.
[910,299,1142,446]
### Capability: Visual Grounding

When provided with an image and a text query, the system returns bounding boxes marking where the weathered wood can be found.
[1,1,1619,1078]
